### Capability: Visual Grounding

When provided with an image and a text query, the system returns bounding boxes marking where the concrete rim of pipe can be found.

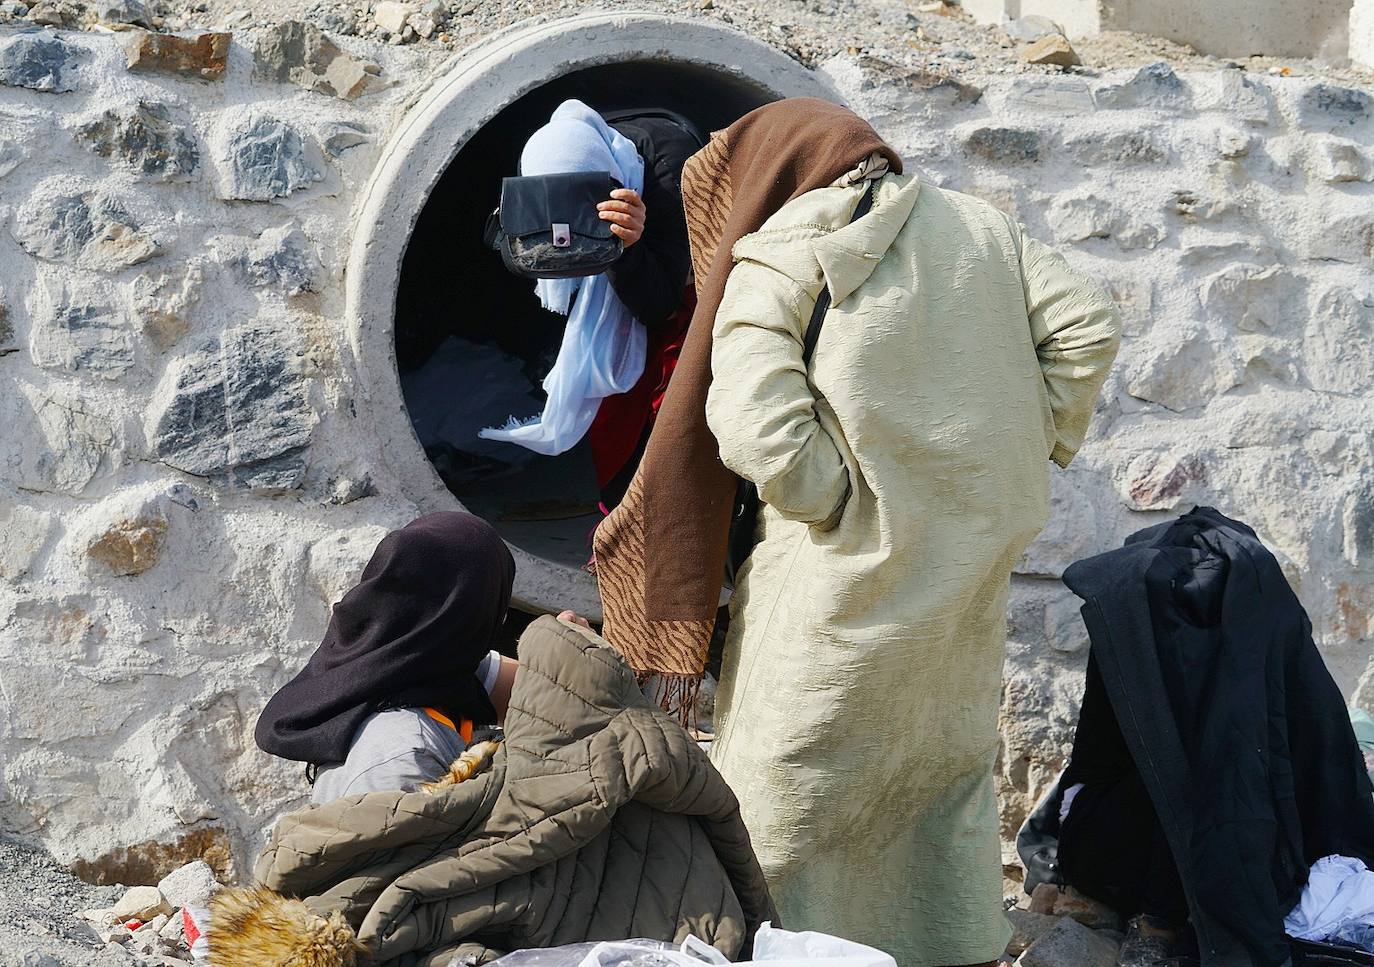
[344,11,837,618]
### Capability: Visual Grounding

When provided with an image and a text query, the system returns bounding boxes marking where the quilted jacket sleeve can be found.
[1015,227,1121,467]
[705,257,850,529]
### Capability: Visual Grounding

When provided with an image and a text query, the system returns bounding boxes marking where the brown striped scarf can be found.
[593,98,902,712]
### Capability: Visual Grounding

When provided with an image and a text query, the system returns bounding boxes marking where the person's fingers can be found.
[608,188,641,204]
[556,610,591,628]
[598,210,641,229]
[608,224,644,243]
[596,200,637,215]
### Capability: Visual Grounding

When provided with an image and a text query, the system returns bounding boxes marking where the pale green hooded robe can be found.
[705,172,1120,966]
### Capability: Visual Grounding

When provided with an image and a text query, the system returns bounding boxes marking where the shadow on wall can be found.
[394,60,775,575]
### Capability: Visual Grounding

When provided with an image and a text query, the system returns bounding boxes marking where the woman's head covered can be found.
[255,512,516,765]
[519,98,643,185]
[680,97,903,289]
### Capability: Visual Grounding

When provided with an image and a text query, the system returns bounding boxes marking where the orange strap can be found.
[423,707,474,744]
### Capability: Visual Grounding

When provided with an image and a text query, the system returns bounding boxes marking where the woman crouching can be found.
[215,511,775,967]
[254,512,529,800]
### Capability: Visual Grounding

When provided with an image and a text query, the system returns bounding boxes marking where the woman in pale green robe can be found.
[705,169,1120,966]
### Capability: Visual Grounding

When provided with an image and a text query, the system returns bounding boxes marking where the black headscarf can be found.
[255,512,516,766]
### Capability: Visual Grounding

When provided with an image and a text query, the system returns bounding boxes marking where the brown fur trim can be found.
[208,885,363,967]
[421,739,501,792]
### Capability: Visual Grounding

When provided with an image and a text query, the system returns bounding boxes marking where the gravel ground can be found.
[0,837,138,965]
[1,0,1371,87]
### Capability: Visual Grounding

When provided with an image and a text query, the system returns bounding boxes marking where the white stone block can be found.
[1354,0,1374,67]
[957,0,1010,26]
[1102,0,1352,58]
[1018,0,1102,37]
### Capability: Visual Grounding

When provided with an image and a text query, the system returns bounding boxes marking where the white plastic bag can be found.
[483,925,896,967]
[485,940,674,966]
[748,923,897,967]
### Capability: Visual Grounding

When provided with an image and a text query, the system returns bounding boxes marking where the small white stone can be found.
[112,885,172,923]
[372,0,409,33]
[157,860,218,909]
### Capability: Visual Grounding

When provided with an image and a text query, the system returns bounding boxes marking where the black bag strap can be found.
[801,181,875,363]
[725,180,878,585]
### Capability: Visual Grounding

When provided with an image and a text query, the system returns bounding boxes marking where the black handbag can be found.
[483,171,624,279]
[726,182,876,585]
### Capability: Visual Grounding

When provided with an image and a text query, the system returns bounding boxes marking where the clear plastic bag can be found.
[485,940,676,967]
[479,925,896,967]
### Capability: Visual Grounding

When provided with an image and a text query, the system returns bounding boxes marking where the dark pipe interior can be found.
[396,60,778,574]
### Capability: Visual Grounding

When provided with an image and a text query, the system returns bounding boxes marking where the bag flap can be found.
[499,172,619,240]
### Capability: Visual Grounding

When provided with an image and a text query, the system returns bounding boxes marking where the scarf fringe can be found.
[638,671,703,731]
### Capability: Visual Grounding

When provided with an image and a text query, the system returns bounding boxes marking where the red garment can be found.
[587,286,695,488]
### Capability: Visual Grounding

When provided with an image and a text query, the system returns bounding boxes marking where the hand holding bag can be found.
[484,171,625,279]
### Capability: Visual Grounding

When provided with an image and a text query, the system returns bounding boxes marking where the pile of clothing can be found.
[1019,507,1374,967]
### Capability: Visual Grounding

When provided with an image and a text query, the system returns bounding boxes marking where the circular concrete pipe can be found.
[346,12,836,619]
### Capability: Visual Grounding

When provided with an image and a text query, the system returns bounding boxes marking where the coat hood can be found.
[731,172,923,305]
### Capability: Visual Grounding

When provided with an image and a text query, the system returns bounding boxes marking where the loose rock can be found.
[1003,14,1061,42]
[12,190,160,272]
[93,0,151,26]
[254,20,378,99]
[1018,33,1079,68]
[1016,916,1119,967]
[1006,908,1062,957]
[25,3,72,27]
[156,860,218,909]
[0,32,80,92]
[111,885,171,923]
[124,30,231,80]
[75,101,199,181]
[373,0,411,33]
[217,115,324,201]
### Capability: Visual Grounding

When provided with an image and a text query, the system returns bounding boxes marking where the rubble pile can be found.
[76,861,217,964]
[1007,885,1130,966]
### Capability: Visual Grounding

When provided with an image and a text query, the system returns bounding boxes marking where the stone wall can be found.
[829,54,1374,870]
[1,16,1372,885]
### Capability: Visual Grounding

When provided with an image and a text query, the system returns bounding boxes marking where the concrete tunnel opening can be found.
[344,14,834,618]
[394,62,787,596]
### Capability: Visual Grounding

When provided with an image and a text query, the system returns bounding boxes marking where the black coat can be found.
[1021,507,1374,967]
[605,114,698,329]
